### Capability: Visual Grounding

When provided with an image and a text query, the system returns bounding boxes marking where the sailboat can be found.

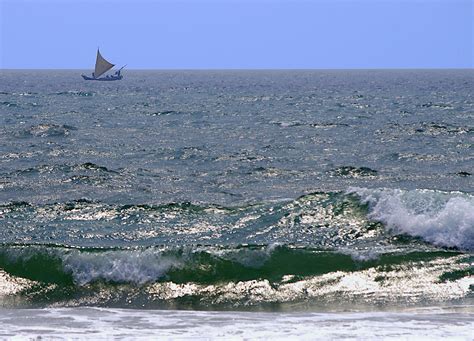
[82,49,125,81]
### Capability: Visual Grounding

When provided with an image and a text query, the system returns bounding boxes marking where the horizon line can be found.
[1,67,473,71]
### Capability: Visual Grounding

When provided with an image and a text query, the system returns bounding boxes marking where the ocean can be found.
[0,70,472,339]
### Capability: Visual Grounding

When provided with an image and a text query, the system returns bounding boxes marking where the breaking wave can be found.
[1,188,473,250]
[0,187,472,308]
[0,244,471,309]
[0,245,369,286]
[348,187,474,250]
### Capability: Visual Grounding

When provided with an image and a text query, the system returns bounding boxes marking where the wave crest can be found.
[348,187,474,250]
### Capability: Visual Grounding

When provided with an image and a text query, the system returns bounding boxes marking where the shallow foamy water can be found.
[0,307,472,340]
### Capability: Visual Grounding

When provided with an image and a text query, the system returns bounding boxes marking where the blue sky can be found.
[0,0,472,69]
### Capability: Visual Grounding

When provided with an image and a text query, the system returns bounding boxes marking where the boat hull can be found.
[81,75,123,81]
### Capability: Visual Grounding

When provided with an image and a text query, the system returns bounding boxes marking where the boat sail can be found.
[95,50,115,78]
[82,49,125,81]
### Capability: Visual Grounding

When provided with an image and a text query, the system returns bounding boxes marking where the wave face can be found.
[1,189,472,251]
[0,244,471,309]
[0,189,472,309]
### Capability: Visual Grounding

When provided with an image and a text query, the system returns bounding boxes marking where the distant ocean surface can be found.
[0,70,472,339]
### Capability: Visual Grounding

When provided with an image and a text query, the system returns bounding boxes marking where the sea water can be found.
[0,70,472,339]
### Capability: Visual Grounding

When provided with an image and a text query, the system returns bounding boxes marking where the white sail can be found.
[94,49,115,78]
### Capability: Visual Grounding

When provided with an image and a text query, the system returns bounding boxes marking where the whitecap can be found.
[348,187,474,250]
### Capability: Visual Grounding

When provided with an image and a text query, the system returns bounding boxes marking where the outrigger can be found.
[82,49,125,81]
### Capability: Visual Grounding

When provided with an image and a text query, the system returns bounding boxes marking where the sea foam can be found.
[63,249,182,285]
[348,187,474,250]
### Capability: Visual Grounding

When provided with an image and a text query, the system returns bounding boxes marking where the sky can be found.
[0,0,472,69]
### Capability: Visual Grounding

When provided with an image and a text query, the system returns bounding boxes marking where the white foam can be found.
[63,249,182,285]
[143,255,473,305]
[0,307,472,340]
[348,187,474,250]
[0,270,34,296]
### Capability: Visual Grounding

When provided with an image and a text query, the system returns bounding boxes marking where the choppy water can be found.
[0,70,473,337]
